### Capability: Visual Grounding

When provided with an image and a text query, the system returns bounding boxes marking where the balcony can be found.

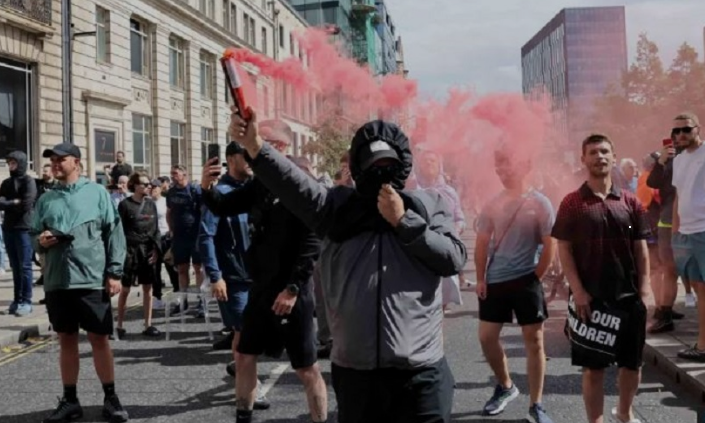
[0,0,52,26]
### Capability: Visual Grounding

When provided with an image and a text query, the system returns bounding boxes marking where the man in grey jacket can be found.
[207,108,467,423]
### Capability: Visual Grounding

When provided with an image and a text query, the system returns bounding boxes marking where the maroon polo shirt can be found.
[552,182,650,303]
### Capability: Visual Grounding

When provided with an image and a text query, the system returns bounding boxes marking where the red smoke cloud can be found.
[227,28,559,209]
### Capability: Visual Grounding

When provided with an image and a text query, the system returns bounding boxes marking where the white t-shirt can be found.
[154,197,169,236]
[672,143,705,234]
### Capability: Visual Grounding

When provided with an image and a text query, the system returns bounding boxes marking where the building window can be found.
[229,3,237,34]
[249,17,256,46]
[199,0,214,18]
[243,13,255,46]
[290,33,295,55]
[200,127,214,162]
[261,27,267,55]
[222,0,229,28]
[95,6,110,63]
[279,25,284,48]
[262,85,269,118]
[132,114,152,174]
[200,51,213,99]
[0,58,33,162]
[130,18,149,76]
[169,36,185,88]
[170,121,186,167]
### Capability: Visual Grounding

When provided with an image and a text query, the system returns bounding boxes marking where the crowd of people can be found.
[0,109,703,423]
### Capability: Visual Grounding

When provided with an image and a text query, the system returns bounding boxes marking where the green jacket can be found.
[31,177,126,292]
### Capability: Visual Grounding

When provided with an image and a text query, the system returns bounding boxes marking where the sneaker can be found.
[611,407,641,423]
[648,317,674,334]
[254,380,271,410]
[482,384,519,416]
[170,298,188,315]
[677,344,705,362]
[196,298,205,318]
[116,328,127,340]
[152,298,165,310]
[15,303,33,317]
[213,332,234,351]
[43,397,83,423]
[7,301,18,315]
[220,327,234,336]
[686,293,696,308]
[102,395,129,423]
[527,403,554,423]
[142,326,161,337]
[226,360,236,377]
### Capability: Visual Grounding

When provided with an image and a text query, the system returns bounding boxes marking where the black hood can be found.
[349,120,413,190]
[7,150,28,177]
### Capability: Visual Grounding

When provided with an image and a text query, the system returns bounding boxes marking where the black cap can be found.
[226,142,246,156]
[359,139,400,171]
[42,143,81,159]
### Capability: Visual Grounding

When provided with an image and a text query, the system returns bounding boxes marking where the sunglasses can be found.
[672,126,698,135]
[136,182,150,187]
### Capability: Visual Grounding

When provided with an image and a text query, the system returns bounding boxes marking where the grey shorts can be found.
[672,231,705,282]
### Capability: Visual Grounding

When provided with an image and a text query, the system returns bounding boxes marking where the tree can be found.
[588,34,705,160]
[302,101,355,177]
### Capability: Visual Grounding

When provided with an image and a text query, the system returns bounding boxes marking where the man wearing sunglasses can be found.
[670,112,705,362]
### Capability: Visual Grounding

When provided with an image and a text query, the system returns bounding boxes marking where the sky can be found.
[383,0,705,98]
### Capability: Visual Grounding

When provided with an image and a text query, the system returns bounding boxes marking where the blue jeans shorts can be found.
[217,281,250,331]
[672,231,705,282]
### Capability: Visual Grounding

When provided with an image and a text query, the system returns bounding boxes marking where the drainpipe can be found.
[61,0,73,142]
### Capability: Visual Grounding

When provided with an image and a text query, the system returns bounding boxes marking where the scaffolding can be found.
[349,0,378,73]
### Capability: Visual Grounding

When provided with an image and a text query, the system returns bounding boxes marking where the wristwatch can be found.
[285,284,300,296]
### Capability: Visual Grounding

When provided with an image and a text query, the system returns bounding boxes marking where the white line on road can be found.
[259,363,290,397]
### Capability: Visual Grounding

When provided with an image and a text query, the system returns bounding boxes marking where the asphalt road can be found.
[0,290,701,423]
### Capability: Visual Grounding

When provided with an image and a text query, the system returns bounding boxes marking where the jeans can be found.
[0,226,5,269]
[3,229,33,304]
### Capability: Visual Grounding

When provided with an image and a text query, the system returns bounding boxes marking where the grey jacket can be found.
[249,142,467,370]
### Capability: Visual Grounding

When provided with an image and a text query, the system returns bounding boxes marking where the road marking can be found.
[258,363,290,397]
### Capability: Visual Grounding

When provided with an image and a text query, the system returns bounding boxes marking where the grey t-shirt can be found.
[478,189,555,284]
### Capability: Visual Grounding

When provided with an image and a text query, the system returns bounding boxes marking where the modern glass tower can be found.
[521,7,628,145]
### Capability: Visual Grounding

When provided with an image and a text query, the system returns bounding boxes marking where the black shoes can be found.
[43,398,83,423]
[142,326,161,337]
[103,395,129,423]
[213,332,234,351]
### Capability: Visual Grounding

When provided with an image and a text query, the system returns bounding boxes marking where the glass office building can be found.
[375,0,398,75]
[521,7,627,145]
[287,0,353,56]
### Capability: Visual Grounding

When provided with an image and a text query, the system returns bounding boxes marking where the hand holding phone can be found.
[206,144,221,177]
[659,138,675,165]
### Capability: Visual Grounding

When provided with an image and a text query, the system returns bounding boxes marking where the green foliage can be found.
[302,110,354,177]
[590,33,705,159]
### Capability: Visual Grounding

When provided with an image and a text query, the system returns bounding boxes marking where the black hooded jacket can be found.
[0,151,37,230]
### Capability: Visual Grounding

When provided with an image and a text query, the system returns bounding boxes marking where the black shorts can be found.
[478,273,548,326]
[236,284,317,370]
[332,358,455,423]
[122,245,157,288]
[571,297,646,371]
[46,289,114,335]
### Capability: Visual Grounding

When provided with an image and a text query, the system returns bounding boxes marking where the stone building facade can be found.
[0,0,316,181]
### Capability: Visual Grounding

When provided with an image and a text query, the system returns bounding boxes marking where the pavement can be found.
[0,234,702,422]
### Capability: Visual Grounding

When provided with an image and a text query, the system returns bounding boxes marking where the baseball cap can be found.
[359,139,400,171]
[42,143,81,159]
[225,141,246,156]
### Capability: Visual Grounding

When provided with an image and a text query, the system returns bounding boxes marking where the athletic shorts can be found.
[571,296,646,371]
[672,231,705,282]
[46,289,114,335]
[122,244,157,288]
[217,281,250,331]
[171,236,201,266]
[237,284,316,370]
[478,272,548,326]
[332,358,455,423]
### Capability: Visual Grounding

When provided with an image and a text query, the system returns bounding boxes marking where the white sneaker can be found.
[611,407,641,423]
[152,298,165,310]
[685,293,696,308]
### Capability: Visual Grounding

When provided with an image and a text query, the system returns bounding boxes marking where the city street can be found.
[0,288,701,423]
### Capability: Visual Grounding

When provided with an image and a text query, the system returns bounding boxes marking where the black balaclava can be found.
[349,120,413,199]
[7,151,28,178]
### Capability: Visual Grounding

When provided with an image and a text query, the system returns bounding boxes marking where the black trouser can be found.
[332,358,455,423]
[153,235,179,299]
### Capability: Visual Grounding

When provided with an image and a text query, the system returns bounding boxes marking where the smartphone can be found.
[207,144,221,176]
[662,138,674,147]
[49,229,75,242]
[221,51,251,120]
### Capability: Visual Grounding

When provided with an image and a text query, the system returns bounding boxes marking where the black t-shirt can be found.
[118,196,159,248]
[552,183,650,302]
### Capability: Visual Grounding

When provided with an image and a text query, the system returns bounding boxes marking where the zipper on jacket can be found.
[376,233,383,369]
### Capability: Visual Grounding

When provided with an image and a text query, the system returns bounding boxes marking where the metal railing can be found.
[0,0,53,25]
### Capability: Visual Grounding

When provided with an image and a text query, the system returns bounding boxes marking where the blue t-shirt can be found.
[166,183,202,237]
[478,189,555,284]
